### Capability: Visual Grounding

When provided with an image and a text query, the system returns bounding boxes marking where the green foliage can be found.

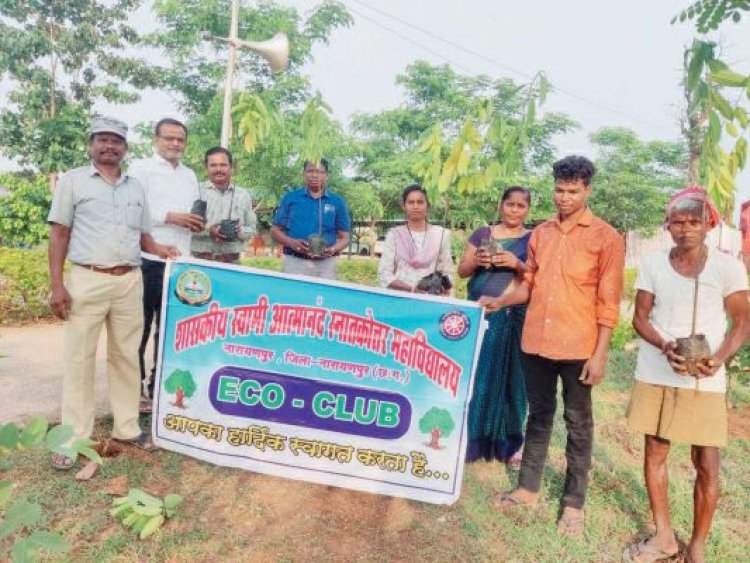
[0,415,112,562]
[413,71,558,205]
[418,407,455,436]
[0,173,52,246]
[234,93,281,154]
[149,0,353,115]
[242,256,283,272]
[149,0,355,208]
[337,258,379,287]
[110,488,183,540]
[673,0,749,32]
[0,492,67,563]
[683,39,750,219]
[589,127,686,233]
[163,369,197,398]
[0,248,51,322]
[353,62,574,222]
[0,1,162,175]
[610,321,637,352]
[337,181,384,222]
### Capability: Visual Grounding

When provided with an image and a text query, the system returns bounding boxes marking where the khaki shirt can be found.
[190,184,256,255]
[47,164,152,267]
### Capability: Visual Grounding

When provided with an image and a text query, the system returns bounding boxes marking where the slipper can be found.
[492,491,537,512]
[50,453,76,471]
[622,538,680,562]
[557,510,585,538]
[114,432,156,451]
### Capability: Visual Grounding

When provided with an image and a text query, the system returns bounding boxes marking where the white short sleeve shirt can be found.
[634,248,748,393]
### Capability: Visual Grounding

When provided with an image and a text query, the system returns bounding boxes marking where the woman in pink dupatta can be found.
[377,184,454,294]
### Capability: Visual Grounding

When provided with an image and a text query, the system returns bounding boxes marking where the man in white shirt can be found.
[129,118,202,402]
[623,191,750,563]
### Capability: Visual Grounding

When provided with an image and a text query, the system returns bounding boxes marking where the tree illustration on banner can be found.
[419,407,455,450]
[163,369,197,409]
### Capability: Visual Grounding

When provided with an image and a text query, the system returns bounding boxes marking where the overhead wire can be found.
[343,6,478,76]
[347,0,682,136]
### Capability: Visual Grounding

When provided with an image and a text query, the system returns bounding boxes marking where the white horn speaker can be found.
[239,32,290,72]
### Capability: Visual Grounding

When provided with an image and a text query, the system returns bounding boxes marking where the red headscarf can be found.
[665,186,720,229]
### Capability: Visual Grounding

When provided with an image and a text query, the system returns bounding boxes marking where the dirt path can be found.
[0,320,145,423]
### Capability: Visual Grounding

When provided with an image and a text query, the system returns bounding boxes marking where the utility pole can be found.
[214,0,289,148]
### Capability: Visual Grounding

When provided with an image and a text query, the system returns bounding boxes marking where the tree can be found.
[0,1,163,188]
[681,40,749,218]
[673,0,749,31]
[0,174,52,246]
[589,128,687,233]
[351,62,575,224]
[163,369,197,409]
[338,181,384,223]
[418,407,455,450]
[149,0,355,205]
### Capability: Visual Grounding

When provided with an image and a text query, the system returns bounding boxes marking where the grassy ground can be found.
[2,252,749,561]
[2,350,749,562]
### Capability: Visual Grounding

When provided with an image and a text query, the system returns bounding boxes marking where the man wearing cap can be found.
[270,158,350,279]
[622,187,749,563]
[191,146,256,264]
[129,118,202,402]
[47,117,180,470]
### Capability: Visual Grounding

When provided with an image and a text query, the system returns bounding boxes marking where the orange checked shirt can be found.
[521,208,625,360]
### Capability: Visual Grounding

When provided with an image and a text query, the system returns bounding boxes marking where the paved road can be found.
[0,321,150,423]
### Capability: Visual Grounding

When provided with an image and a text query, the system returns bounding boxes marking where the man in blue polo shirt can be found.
[271,159,351,279]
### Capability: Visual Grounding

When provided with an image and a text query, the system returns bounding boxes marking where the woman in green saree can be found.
[458,186,531,467]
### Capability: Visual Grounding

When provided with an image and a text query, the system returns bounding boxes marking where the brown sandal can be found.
[114,432,156,451]
[557,510,585,538]
[492,491,537,512]
[622,538,681,562]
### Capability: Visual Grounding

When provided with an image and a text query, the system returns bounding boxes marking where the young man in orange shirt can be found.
[482,155,625,537]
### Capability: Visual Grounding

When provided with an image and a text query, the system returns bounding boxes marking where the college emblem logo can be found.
[175,270,212,306]
[439,310,470,341]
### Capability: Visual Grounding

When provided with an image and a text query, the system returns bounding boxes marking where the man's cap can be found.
[89,117,128,140]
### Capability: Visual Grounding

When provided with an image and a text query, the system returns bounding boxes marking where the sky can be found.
[4,0,750,216]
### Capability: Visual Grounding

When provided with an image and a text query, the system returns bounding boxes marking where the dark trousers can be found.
[518,353,593,510]
[139,258,165,397]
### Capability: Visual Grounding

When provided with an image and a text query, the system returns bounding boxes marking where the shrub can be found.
[0,248,51,322]
[610,320,637,351]
[242,256,282,272]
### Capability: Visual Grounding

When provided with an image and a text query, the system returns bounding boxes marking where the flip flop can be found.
[492,491,537,512]
[50,453,76,471]
[557,510,585,538]
[622,538,680,562]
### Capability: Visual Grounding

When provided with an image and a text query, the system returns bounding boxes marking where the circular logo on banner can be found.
[439,310,470,341]
[175,270,212,306]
